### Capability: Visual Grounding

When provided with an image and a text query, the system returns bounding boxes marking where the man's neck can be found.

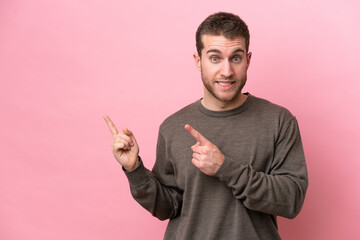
[201,93,248,111]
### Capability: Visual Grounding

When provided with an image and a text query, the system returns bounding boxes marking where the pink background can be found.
[1,0,359,239]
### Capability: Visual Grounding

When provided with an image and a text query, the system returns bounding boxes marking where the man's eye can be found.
[211,56,219,62]
[233,56,241,62]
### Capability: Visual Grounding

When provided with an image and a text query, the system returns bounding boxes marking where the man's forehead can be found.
[202,34,246,52]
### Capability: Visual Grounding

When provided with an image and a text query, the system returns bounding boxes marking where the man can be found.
[104,12,308,239]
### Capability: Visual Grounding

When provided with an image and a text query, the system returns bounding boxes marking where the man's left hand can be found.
[185,124,225,176]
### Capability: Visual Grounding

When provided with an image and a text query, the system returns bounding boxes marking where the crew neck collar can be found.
[196,93,253,117]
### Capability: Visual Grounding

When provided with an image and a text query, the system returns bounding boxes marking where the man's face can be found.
[194,35,251,108]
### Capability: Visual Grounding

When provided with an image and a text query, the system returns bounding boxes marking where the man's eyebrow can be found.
[206,48,245,55]
[206,49,222,54]
[232,48,245,54]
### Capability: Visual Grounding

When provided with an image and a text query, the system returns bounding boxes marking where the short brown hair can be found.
[196,12,250,56]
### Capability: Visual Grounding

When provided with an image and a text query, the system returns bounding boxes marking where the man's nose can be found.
[220,60,234,78]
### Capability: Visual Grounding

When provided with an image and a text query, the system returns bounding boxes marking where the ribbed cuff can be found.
[214,156,247,191]
[123,156,151,187]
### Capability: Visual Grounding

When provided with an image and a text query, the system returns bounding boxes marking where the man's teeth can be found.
[218,82,233,86]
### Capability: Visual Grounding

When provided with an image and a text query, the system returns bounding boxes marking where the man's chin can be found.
[214,92,241,103]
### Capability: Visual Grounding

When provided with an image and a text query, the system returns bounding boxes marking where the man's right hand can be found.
[103,114,140,171]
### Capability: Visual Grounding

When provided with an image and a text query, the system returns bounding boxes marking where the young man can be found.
[104,12,308,239]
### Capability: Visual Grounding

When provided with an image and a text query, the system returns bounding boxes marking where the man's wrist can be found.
[123,156,141,172]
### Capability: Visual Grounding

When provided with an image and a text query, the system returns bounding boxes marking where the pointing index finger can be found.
[103,114,119,138]
[185,124,207,145]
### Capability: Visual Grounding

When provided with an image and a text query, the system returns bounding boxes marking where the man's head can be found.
[193,12,252,111]
[196,12,250,57]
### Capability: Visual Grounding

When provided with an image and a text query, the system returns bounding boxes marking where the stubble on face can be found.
[200,67,247,104]
[195,35,251,111]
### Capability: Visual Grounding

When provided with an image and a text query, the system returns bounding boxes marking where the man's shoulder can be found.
[159,100,200,132]
[249,94,296,120]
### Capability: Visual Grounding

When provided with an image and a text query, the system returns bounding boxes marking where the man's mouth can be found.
[216,81,235,89]
[217,81,234,86]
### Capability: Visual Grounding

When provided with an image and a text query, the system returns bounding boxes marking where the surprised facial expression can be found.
[194,35,252,109]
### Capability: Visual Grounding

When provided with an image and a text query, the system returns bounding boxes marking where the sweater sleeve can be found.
[124,133,183,221]
[214,117,308,219]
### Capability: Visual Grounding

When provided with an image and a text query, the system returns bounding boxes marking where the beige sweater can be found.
[125,94,308,240]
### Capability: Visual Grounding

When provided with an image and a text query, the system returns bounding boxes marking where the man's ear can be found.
[246,52,252,70]
[193,53,201,71]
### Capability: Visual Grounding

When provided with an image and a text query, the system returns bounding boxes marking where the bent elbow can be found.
[282,183,308,219]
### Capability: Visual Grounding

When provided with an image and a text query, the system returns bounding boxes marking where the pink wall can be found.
[1,0,359,239]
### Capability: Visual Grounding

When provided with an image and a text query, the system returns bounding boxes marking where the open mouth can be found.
[216,81,235,89]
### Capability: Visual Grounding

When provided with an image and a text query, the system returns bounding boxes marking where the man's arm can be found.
[125,155,183,221]
[124,131,183,220]
[185,118,308,219]
[104,115,182,220]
